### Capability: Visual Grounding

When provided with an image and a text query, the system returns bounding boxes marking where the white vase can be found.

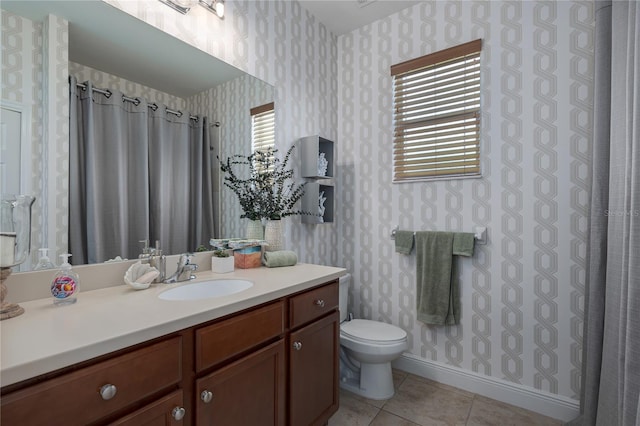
[264,220,283,252]
[245,219,264,240]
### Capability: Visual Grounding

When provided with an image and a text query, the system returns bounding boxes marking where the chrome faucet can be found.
[165,253,198,283]
[150,251,166,283]
[141,240,166,283]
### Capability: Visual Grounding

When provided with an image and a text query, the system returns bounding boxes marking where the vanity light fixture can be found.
[199,0,225,18]
[158,0,198,15]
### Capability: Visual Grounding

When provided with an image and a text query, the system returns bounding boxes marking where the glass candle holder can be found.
[1,195,35,320]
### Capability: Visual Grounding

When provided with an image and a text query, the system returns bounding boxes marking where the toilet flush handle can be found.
[314,299,325,308]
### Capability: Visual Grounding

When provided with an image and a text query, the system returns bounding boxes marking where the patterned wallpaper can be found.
[2,0,594,402]
[337,1,593,400]
[1,10,41,266]
[1,11,68,267]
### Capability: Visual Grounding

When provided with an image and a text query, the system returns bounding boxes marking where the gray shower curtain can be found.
[571,1,640,425]
[148,107,215,256]
[69,76,215,264]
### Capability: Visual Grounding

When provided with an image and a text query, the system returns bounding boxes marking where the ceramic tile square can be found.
[371,410,421,426]
[382,375,473,426]
[466,395,562,426]
[329,389,380,426]
[404,373,475,399]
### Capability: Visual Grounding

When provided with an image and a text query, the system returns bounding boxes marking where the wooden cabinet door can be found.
[109,390,184,426]
[289,311,339,426]
[195,339,285,426]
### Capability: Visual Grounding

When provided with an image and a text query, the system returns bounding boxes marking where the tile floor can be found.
[328,370,563,426]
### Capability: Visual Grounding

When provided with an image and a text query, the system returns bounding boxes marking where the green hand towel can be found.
[263,250,298,268]
[452,232,475,257]
[395,230,415,254]
[415,231,460,326]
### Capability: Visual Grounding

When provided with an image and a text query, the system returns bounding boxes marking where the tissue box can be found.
[234,246,262,269]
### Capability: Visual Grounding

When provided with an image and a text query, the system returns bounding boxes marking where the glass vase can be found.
[1,195,35,320]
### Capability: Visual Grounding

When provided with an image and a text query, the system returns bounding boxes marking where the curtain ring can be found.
[104,89,112,99]
[150,103,159,111]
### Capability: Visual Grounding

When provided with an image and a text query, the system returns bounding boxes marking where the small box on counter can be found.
[234,246,262,269]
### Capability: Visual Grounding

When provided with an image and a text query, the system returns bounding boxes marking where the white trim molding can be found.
[0,99,32,196]
[392,353,580,422]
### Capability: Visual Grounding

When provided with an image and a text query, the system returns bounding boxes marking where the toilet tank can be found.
[339,273,350,323]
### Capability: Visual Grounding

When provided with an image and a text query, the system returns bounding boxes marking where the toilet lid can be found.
[341,319,407,343]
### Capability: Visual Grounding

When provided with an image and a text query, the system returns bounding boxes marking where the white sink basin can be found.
[158,279,253,301]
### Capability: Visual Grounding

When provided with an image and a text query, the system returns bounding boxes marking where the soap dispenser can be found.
[34,248,56,270]
[51,253,79,305]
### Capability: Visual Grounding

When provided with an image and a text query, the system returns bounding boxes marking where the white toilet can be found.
[338,273,408,400]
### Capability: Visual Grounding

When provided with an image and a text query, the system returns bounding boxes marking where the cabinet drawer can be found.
[195,301,285,372]
[1,336,182,426]
[110,389,184,426]
[289,281,338,329]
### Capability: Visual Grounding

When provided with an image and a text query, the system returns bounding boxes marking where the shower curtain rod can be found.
[76,82,199,121]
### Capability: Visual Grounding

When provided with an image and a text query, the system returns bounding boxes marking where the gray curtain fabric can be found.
[572,1,640,425]
[70,77,215,263]
[69,77,150,264]
[148,109,215,255]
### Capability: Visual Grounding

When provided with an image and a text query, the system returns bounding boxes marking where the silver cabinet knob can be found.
[315,299,325,308]
[99,384,117,400]
[293,341,302,351]
[172,406,186,421]
[200,390,213,403]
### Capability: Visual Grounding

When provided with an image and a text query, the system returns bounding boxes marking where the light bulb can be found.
[215,1,224,18]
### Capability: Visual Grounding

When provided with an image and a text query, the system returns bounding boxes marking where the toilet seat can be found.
[340,319,407,345]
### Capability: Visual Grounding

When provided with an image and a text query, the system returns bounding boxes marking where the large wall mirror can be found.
[1,1,274,271]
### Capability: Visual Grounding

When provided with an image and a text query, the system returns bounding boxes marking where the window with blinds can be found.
[251,102,275,153]
[390,39,482,182]
[251,102,275,173]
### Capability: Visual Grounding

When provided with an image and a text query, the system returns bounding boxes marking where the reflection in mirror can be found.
[0,1,274,270]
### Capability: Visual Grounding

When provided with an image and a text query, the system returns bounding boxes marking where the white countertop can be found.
[0,264,345,387]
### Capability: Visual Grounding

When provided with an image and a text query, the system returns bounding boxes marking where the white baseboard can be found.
[392,353,579,422]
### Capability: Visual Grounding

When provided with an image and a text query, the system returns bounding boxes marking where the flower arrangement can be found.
[219,146,312,220]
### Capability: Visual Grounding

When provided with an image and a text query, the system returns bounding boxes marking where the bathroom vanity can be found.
[0,264,344,425]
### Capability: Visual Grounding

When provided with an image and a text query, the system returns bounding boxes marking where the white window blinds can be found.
[251,102,275,174]
[391,39,482,182]
[251,102,275,153]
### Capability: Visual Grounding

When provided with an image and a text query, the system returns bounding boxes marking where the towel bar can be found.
[390,226,487,245]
